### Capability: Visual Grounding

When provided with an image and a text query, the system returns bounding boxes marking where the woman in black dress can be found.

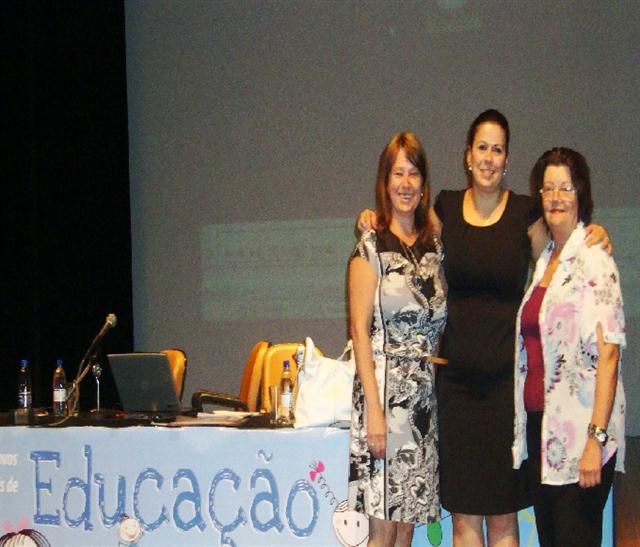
[432,110,542,546]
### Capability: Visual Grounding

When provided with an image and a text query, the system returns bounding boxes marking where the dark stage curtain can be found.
[2,1,133,412]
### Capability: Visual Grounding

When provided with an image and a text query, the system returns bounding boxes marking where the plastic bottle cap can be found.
[56,359,64,367]
[20,359,28,367]
[283,360,290,370]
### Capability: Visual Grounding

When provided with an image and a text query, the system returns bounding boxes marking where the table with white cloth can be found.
[0,420,613,546]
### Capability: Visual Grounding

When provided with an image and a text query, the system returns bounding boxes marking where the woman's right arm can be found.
[349,256,385,459]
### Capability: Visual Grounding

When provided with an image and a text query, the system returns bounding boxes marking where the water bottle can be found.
[52,360,67,417]
[279,360,294,425]
[17,359,32,409]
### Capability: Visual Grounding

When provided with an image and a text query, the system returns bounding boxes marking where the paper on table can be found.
[152,411,261,427]
[202,411,260,419]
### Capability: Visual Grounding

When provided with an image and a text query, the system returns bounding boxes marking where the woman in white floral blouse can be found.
[512,147,626,547]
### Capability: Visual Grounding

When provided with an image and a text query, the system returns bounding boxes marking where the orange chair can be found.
[160,348,188,402]
[191,340,270,412]
[261,342,322,413]
[237,340,270,411]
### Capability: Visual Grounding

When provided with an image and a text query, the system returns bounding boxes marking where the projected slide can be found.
[201,219,356,321]
[201,208,638,323]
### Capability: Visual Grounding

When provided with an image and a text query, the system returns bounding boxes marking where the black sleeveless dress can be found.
[435,189,537,515]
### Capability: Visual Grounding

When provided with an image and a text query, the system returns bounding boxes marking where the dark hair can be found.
[0,529,52,547]
[374,132,431,240]
[466,109,510,155]
[529,147,593,225]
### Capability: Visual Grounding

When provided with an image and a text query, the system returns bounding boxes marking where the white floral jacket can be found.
[512,223,626,484]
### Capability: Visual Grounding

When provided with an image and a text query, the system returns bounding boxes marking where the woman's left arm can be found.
[585,224,613,254]
[578,323,620,488]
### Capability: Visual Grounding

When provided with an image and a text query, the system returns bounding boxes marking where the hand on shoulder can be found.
[584,223,613,255]
[356,209,378,234]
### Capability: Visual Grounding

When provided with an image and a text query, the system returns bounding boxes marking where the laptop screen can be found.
[108,352,182,415]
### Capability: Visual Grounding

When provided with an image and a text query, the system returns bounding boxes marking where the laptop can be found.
[108,352,184,420]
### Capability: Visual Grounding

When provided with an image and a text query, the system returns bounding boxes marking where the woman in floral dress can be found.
[348,132,447,546]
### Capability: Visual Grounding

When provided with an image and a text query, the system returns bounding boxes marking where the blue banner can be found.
[0,425,612,546]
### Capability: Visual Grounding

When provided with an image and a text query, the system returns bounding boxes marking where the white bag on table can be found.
[294,337,355,428]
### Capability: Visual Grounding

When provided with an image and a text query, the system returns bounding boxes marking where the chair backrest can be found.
[238,340,270,412]
[261,342,322,413]
[160,348,188,402]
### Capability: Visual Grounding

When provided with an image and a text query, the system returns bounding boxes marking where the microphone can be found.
[75,313,118,384]
[93,313,118,347]
[86,313,117,358]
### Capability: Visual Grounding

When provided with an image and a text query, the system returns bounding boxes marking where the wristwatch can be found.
[588,423,608,445]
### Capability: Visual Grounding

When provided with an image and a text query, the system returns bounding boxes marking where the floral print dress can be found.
[348,229,447,524]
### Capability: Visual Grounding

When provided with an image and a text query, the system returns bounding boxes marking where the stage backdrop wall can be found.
[2,1,133,412]
[124,1,639,434]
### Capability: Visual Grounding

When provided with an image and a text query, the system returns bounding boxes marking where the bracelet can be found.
[587,423,608,445]
[421,356,449,366]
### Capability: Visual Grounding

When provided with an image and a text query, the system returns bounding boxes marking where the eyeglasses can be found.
[539,185,576,200]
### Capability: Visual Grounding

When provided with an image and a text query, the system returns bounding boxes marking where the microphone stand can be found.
[88,355,110,419]
[68,352,99,417]
[68,314,117,417]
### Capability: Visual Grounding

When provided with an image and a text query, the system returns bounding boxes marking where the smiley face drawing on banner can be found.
[332,500,369,547]
[307,460,370,547]
[117,515,143,546]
